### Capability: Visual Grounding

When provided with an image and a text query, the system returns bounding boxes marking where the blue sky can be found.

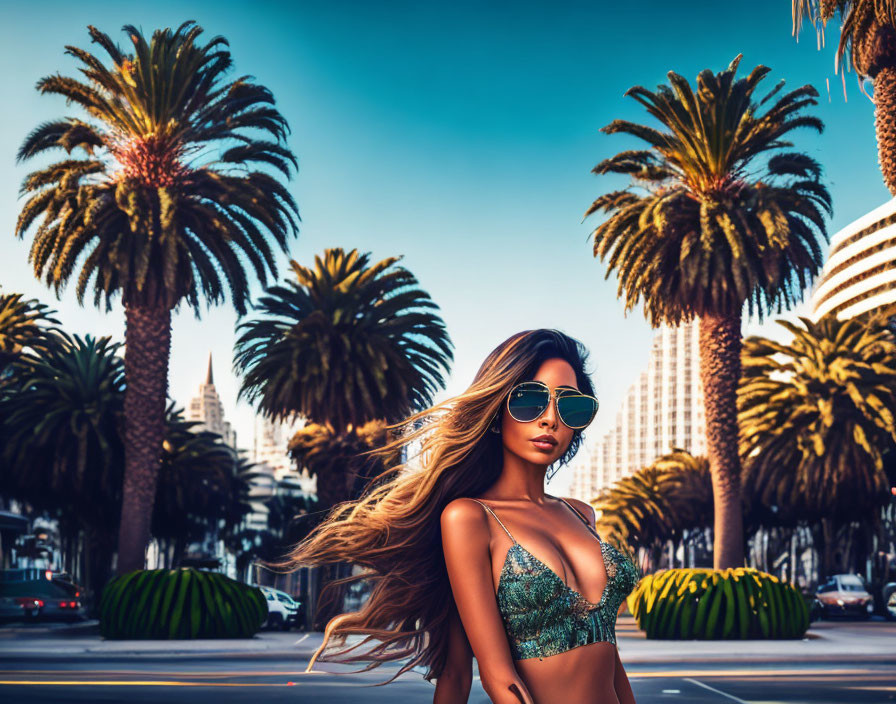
[0,0,889,494]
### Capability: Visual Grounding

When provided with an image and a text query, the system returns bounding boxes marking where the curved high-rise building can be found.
[811,198,896,321]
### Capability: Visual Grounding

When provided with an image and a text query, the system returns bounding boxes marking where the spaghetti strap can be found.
[556,496,589,525]
[469,499,516,543]
[556,497,603,543]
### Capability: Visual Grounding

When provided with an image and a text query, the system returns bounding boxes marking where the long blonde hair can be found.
[273,328,596,684]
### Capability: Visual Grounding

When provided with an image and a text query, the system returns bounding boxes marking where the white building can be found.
[185,353,237,448]
[253,413,307,481]
[811,198,896,321]
[570,321,706,501]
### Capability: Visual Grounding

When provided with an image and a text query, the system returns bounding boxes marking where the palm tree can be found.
[585,56,831,569]
[152,405,259,567]
[595,450,713,553]
[0,290,61,378]
[15,22,299,574]
[792,1,896,193]
[235,248,453,441]
[739,313,896,574]
[288,419,403,509]
[0,332,126,596]
[234,247,451,628]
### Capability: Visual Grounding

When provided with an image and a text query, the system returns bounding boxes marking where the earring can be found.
[490,423,501,434]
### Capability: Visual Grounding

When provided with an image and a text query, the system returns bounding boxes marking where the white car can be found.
[258,586,301,630]
[814,574,875,619]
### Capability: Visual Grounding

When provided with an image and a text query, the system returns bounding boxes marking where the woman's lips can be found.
[531,439,555,450]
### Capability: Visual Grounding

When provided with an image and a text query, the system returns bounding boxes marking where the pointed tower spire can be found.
[205,352,214,386]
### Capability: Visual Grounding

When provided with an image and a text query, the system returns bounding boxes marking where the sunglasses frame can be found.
[504,380,599,430]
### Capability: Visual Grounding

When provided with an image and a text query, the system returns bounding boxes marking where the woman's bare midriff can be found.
[514,640,619,704]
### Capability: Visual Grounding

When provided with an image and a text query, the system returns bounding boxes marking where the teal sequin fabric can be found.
[471,497,641,661]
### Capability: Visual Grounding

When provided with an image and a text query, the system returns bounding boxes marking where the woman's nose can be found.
[539,395,559,427]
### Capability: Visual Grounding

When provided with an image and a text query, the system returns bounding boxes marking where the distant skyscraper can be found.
[185,352,237,448]
[252,413,307,480]
[570,321,706,500]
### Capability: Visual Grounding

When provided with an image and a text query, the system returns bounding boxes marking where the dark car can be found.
[0,573,86,624]
[815,574,875,619]
[884,581,896,621]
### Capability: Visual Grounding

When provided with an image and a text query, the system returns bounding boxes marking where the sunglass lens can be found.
[557,395,598,428]
[508,383,549,422]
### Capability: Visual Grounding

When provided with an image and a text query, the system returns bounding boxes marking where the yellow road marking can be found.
[0,681,291,687]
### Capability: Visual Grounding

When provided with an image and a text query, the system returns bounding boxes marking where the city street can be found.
[2,617,894,703]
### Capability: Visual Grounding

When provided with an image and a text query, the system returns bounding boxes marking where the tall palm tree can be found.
[792,1,896,193]
[585,56,831,569]
[739,314,896,576]
[15,22,299,574]
[234,246,453,453]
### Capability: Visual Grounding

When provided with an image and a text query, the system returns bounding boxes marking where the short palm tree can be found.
[0,291,61,377]
[15,22,299,574]
[595,450,713,550]
[585,56,831,568]
[0,332,126,593]
[288,419,402,508]
[234,247,453,439]
[739,314,896,525]
[792,1,896,193]
[153,406,259,567]
[235,247,451,629]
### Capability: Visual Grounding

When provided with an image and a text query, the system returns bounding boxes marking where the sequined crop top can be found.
[470,496,641,661]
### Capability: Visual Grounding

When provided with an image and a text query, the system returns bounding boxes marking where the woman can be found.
[275,329,640,703]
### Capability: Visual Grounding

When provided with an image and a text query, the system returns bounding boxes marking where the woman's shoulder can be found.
[440,498,492,549]
[440,496,489,526]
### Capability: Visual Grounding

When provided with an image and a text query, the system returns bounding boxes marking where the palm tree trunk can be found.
[116,304,172,575]
[875,63,896,195]
[698,311,745,569]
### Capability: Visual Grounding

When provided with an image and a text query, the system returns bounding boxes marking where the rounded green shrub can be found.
[99,568,267,639]
[626,567,809,639]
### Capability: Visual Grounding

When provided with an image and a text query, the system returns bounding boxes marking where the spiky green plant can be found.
[585,56,831,569]
[15,22,299,574]
[792,1,896,192]
[629,567,808,640]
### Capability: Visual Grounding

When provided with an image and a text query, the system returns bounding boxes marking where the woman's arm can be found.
[433,601,472,703]
[440,498,535,704]
[612,645,636,704]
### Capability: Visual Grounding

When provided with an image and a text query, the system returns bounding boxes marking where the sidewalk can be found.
[613,616,896,664]
[1,615,893,663]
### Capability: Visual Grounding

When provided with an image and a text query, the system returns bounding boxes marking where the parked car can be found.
[815,574,875,619]
[883,581,896,621]
[258,586,302,631]
[0,569,86,623]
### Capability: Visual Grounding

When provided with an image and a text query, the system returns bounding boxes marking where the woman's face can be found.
[499,357,579,466]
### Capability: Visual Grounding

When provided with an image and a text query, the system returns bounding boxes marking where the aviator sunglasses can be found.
[504,380,599,430]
